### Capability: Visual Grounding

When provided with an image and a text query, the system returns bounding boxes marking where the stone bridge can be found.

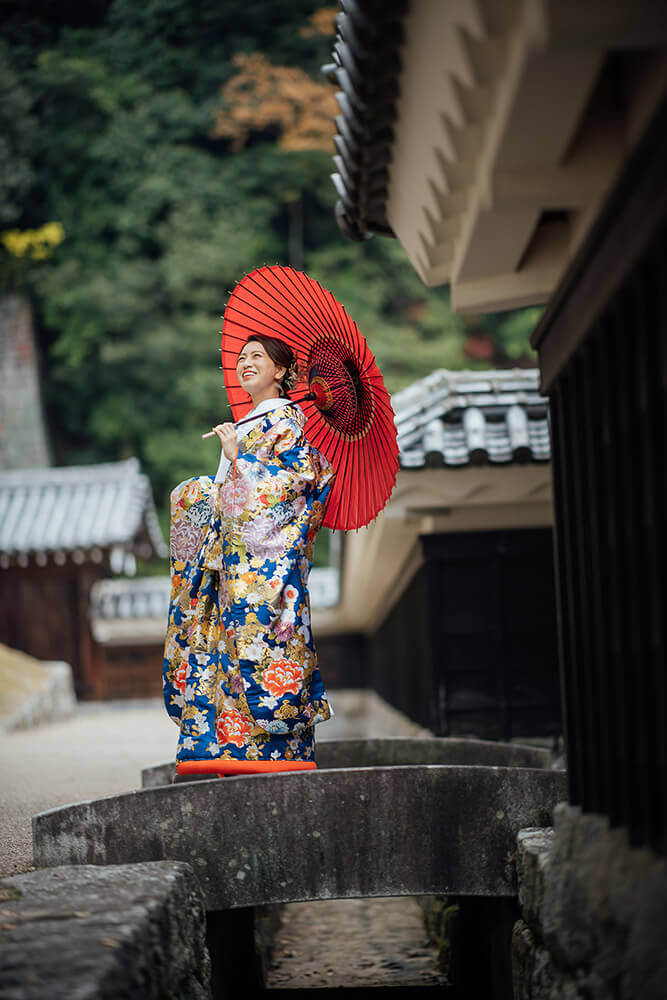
[34,738,565,910]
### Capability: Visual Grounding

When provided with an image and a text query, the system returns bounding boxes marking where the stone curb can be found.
[142,737,553,787]
[0,862,211,999]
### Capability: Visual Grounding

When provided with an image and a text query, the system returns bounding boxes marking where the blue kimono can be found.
[162,404,334,765]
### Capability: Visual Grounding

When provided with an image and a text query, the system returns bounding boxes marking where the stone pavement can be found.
[266,897,448,990]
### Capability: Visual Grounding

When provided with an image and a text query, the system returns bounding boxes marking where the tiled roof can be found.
[392,369,550,468]
[322,0,407,241]
[90,567,341,640]
[91,576,172,624]
[0,458,167,563]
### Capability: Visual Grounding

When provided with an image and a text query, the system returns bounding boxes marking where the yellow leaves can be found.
[1,222,65,260]
[210,52,336,152]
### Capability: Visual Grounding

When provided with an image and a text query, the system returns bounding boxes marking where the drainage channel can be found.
[264,899,448,991]
[267,989,454,997]
[207,896,516,998]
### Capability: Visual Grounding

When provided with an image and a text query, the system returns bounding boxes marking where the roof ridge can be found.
[0,457,141,485]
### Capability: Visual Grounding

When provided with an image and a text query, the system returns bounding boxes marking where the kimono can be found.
[162,403,335,771]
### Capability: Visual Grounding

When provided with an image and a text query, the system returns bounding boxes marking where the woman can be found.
[162,334,335,778]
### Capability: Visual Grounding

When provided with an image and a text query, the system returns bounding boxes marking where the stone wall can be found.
[513,804,667,1000]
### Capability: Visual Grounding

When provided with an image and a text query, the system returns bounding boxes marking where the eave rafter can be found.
[326,0,667,312]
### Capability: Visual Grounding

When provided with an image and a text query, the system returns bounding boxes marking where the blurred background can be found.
[0,0,540,552]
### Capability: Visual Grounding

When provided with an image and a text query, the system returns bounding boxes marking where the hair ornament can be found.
[283,358,299,394]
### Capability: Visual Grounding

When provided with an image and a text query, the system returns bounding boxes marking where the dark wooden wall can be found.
[315,633,367,690]
[368,563,433,731]
[0,565,102,699]
[368,528,561,741]
[548,209,666,854]
[99,643,163,700]
[532,95,667,856]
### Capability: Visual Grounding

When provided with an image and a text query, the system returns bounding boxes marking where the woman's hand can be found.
[212,423,238,461]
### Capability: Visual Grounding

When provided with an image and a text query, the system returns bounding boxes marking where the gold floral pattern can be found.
[162,405,335,762]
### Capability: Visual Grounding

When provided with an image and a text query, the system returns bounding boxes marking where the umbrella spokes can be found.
[302,335,374,441]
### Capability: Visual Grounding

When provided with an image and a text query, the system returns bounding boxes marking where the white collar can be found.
[240,395,292,424]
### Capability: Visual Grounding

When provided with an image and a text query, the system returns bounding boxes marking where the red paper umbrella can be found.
[221,265,399,530]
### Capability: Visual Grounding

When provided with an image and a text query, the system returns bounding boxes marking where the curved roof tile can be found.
[323,0,408,241]
[0,458,167,559]
[392,368,551,468]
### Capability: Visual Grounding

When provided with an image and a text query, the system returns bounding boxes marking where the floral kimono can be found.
[162,403,335,773]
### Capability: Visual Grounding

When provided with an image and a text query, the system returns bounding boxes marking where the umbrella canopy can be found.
[221,265,398,530]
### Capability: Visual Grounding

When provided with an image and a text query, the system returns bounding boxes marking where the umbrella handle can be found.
[202,394,317,437]
[233,394,316,427]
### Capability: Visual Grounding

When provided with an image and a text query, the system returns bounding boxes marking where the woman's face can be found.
[236,341,286,402]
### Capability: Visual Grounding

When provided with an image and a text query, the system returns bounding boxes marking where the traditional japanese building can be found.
[324,3,666,993]
[0,458,167,699]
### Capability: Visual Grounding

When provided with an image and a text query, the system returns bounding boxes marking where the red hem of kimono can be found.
[176,759,317,776]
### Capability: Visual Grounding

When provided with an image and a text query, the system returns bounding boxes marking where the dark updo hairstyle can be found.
[239,333,298,397]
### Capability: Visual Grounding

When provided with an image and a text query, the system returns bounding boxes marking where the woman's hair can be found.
[239,334,298,396]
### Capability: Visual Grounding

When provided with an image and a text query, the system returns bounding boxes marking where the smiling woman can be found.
[162,335,335,778]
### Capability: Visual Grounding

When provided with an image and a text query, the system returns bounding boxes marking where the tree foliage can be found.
[211,52,337,152]
[1,0,540,549]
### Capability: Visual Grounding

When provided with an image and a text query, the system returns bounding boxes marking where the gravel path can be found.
[266,897,448,990]
[0,701,178,878]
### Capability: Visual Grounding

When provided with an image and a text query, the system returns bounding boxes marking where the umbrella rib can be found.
[359,404,380,522]
[241,267,321,330]
[289,270,356,363]
[334,293,358,358]
[226,277,303,337]
[337,422,355,529]
[357,423,373,528]
[314,415,343,479]
[232,292,315,348]
[320,422,347,528]
[253,268,328,342]
[363,389,397,506]
[295,270,352,349]
[312,284,352,354]
[225,304,301,343]
[372,407,399,494]
[317,284,356,359]
[285,270,333,339]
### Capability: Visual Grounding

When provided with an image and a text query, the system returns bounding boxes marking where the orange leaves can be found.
[210,52,336,152]
[299,7,337,38]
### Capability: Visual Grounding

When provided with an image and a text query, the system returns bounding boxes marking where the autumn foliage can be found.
[299,6,337,38]
[210,52,337,152]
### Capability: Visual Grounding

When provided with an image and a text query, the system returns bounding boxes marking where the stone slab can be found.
[141,737,553,788]
[0,861,211,999]
[34,765,566,910]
